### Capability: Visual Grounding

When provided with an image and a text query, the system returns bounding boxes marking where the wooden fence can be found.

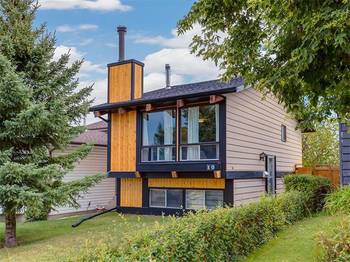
[295,165,340,188]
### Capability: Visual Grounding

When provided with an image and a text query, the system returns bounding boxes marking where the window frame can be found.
[141,109,177,163]
[185,189,224,210]
[148,188,224,210]
[281,124,287,142]
[138,102,223,164]
[179,104,220,161]
[149,188,184,209]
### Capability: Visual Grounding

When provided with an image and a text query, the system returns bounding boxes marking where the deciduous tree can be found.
[178,0,350,127]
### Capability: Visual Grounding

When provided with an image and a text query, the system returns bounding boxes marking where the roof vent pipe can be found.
[117,26,127,61]
[165,64,171,89]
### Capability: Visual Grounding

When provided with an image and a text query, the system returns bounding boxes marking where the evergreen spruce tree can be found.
[0,0,103,247]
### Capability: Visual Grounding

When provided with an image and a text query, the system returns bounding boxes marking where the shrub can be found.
[68,191,309,262]
[325,186,350,215]
[318,219,350,262]
[284,174,332,212]
[275,190,309,223]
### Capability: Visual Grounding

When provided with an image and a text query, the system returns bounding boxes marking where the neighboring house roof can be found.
[71,121,107,146]
[90,78,244,112]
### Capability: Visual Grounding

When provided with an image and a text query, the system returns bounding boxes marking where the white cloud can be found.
[132,25,220,92]
[54,45,105,77]
[79,24,99,30]
[56,25,75,33]
[39,0,131,11]
[80,78,108,124]
[79,38,94,46]
[56,24,98,33]
[144,72,185,92]
[133,25,202,49]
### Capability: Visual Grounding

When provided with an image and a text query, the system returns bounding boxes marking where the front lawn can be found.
[245,214,346,262]
[0,213,167,262]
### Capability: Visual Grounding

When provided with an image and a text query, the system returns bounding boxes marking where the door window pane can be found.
[150,189,166,207]
[205,190,224,209]
[167,190,183,208]
[186,190,205,210]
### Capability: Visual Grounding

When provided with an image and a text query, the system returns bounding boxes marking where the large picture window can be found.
[180,104,219,160]
[141,110,176,162]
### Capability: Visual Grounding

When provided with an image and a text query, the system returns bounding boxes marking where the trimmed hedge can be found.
[66,191,310,262]
[325,186,350,215]
[318,219,350,262]
[284,174,332,212]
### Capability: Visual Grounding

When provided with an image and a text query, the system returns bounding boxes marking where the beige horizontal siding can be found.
[276,178,285,194]
[225,88,302,173]
[50,145,115,215]
[233,179,266,206]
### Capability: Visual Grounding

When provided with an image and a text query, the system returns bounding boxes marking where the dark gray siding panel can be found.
[340,124,350,185]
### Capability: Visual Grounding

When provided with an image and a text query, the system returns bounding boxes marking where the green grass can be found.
[0,213,168,262]
[245,214,346,262]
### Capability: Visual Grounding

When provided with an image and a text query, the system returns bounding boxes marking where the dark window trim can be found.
[179,104,220,161]
[148,187,224,210]
[149,188,184,209]
[140,109,177,162]
[136,102,226,173]
[281,124,287,142]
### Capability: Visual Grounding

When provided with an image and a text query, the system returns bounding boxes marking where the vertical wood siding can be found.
[120,178,142,207]
[134,64,143,99]
[110,111,137,172]
[225,88,302,172]
[233,179,266,206]
[51,145,115,215]
[148,178,225,189]
[108,63,132,103]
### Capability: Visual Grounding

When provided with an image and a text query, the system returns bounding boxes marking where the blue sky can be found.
[36,0,219,123]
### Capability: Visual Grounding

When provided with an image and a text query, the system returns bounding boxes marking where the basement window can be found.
[149,189,183,209]
[185,190,223,210]
[281,124,287,142]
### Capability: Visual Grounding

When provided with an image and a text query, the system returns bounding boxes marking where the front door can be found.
[266,156,276,195]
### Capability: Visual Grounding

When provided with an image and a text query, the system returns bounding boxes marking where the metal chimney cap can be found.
[117,26,127,32]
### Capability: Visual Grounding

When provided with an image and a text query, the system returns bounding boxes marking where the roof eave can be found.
[89,86,237,112]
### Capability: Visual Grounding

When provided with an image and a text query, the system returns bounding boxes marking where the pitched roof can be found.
[71,121,107,146]
[142,78,243,100]
[90,77,244,112]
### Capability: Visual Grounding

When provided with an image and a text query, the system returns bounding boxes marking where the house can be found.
[89,26,302,214]
[340,124,350,185]
[50,121,116,216]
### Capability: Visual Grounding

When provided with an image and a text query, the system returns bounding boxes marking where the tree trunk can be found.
[5,210,17,248]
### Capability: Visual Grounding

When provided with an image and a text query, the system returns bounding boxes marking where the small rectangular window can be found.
[205,190,224,209]
[281,124,287,142]
[185,190,224,210]
[150,189,166,207]
[167,190,183,208]
[149,189,183,208]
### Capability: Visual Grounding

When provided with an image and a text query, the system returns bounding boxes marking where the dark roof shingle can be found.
[90,77,243,112]
[71,121,107,146]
